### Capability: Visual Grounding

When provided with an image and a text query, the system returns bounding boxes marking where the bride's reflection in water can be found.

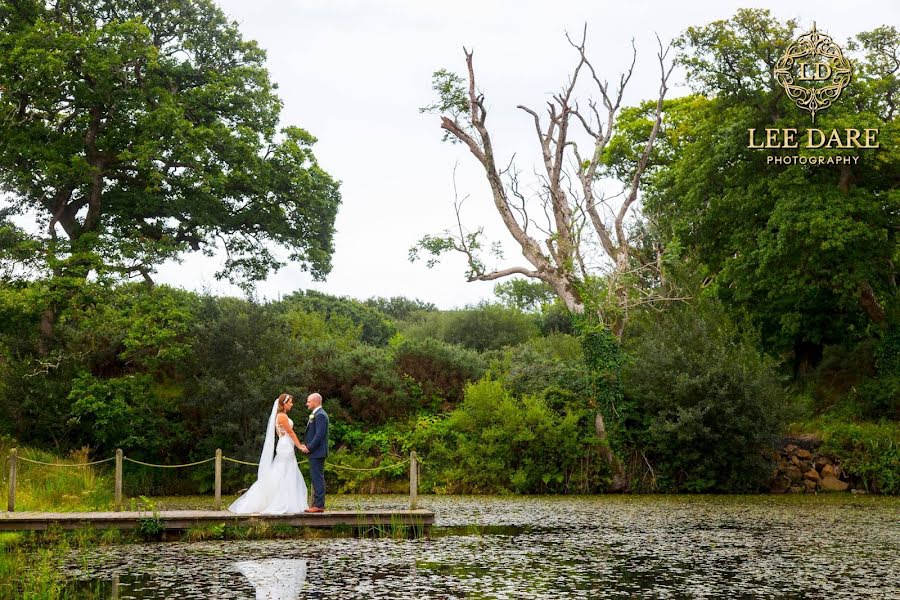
[233,558,309,600]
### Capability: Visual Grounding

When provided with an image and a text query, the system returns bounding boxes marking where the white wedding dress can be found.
[234,559,307,599]
[228,403,309,514]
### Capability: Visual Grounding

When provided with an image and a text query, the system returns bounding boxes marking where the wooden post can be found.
[7,448,16,512]
[214,449,222,510]
[409,450,418,510]
[114,449,123,512]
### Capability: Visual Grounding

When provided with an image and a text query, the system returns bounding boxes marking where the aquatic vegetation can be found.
[37,494,900,599]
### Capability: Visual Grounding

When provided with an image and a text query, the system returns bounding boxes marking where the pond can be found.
[61,494,899,599]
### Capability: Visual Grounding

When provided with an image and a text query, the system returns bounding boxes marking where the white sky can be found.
[12,1,899,308]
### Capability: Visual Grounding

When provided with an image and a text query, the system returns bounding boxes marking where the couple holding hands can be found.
[228,392,329,514]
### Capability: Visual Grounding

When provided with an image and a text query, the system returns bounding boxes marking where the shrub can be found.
[495,336,591,413]
[622,300,788,492]
[314,344,415,424]
[818,420,900,494]
[279,290,396,346]
[393,337,487,408]
[426,377,607,493]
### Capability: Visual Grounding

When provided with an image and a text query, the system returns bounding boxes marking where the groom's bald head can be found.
[306,393,322,410]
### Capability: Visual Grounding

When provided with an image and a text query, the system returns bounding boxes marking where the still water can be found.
[63,494,899,599]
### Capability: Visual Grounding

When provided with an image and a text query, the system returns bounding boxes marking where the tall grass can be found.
[0,438,113,599]
[0,436,113,512]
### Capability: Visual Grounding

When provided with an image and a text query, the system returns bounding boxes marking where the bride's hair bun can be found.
[277,393,293,405]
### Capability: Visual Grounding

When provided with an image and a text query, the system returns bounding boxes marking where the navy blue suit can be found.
[304,408,329,508]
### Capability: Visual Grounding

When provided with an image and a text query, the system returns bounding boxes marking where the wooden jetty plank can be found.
[0,509,434,532]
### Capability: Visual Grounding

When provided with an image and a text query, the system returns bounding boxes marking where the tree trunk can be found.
[595,412,628,492]
[37,307,56,357]
[859,282,888,328]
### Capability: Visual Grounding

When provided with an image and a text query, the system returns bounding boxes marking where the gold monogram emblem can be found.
[773,23,852,122]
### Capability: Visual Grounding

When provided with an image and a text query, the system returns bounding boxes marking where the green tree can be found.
[493,278,556,312]
[392,336,487,407]
[0,0,341,336]
[279,290,396,346]
[441,302,540,351]
[608,9,899,371]
[363,296,437,320]
[622,298,787,492]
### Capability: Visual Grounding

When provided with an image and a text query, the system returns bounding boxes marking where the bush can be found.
[495,335,591,413]
[314,344,416,424]
[800,329,900,421]
[401,303,540,351]
[418,378,607,493]
[392,337,487,408]
[818,420,900,494]
[622,300,788,492]
[279,290,396,346]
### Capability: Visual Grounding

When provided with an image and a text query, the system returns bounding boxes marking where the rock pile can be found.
[769,436,855,493]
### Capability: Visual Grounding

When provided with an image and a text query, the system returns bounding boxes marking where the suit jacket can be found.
[303,408,329,459]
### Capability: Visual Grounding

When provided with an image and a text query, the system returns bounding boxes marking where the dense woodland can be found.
[0,4,897,496]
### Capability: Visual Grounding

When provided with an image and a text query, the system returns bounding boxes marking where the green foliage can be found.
[313,343,416,424]
[134,495,163,539]
[280,290,396,346]
[798,334,900,421]
[818,420,900,494]
[612,9,900,365]
[419,68,470,143]
[409,228,504,281]
[493,279,556,312]
[183,523,226,542]
[494,334,591,413]
[393,336,487,407]
[675,9,800,99]
[0,0,340,289]
[536,301,575,336]
[0,218,44,282]
[573,313,628,443]
[438,378,600,493]
[398,302,540,351]
[363,296,437,320]
[0,437,112,512]
[622,300,788,492]
[433,302,541,351]
[67,373,184,455]
[417,378,607,493]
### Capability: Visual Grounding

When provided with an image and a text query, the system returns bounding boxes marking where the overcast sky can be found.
[24,1,900,308]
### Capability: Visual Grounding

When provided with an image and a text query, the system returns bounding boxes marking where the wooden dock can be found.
[0,509,434,533]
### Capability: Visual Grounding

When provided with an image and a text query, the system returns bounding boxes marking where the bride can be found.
[228,393,309,514]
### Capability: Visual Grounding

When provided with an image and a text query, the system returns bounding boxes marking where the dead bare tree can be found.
[414,25,678,339]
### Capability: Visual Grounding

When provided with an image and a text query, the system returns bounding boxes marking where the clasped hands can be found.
[297,443,310,454]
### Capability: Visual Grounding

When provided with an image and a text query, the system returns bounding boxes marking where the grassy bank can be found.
[786,418,900,495]
[0,436,113,512]
[0,438,115,598]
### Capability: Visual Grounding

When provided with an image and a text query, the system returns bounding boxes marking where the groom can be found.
[300,392,329,513]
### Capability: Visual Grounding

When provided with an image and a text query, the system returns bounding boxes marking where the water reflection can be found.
[60,495,900,599]
[233,559,308,599]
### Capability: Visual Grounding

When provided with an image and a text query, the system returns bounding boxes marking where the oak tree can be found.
[0,0,341,344]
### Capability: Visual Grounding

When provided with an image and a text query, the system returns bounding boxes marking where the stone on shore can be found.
[818,476,849,492]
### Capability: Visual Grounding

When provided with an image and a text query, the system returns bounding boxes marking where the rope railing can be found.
[221,455,411,472]
[221,456,259,467]
[5,447,423,512]
[123,456,216,469]
[15,455,117,467]
[326,458,411,472]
